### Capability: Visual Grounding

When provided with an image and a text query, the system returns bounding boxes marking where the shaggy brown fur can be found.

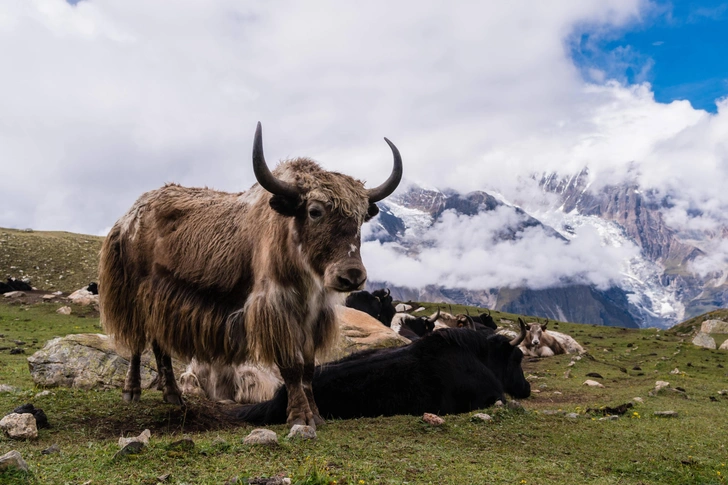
[99,129,401,429]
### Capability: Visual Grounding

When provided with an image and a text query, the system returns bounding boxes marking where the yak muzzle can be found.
[326,265,367,292]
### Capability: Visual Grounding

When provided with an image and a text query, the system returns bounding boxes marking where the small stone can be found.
[494,400,504,407]
[0,450,29,472]
[243,429,278,446]
[422,413,445,426]
[0,384,20,393]
[118,429,151,448]
[56,306,72,315]
[286,425,316,440]
[471,413,492,422]
[42,294,56,300]
[41,444,60,455]
[583,380,604,388]
[563,369,572,379]
[565,413,580,419]
[599,415,619,421]
[113,441,145,459]
[719,390,728,395]
[35,390,52,398]
[532,389,541,393]
[552,391,563,395]
[3,291,26,298]
[52,291,63,296]
[670,368,680,375]
[654,411,679,418]
[507,400,524,410]
[157,473,171,482]
[655,381,670,391]
[632,397,644,404]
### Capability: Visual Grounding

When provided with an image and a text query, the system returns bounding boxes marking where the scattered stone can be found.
[565,413,580,419]
[0,450,29,472]
[42,294,57,301]
[35,390,52,398]
[720,340,728,351]
[243,428,279,446]
[531,389,541,394]
[247,477,291,485]
[166,438,195,451]
[56,306,72,315]
[3,291,26,298]
[52,291,63,296]
[0,384,20,393]
[701,320,728,334]
[118,429,151,448]
[41,444,60,455]
[563,369,572,379]
[507,400,524,411]
[11,403,49,429]
[585,372,603,379]
[719,390,728,395]
[567,361,575,367]
[286,425,316,440]
[583,380,604,388]
[0,413,38,440]
[113,440,145,460]
[692,332,716,349]
[540,410,563,415]
[632,397,644,404]
[655,381,670,391]
[67,288,99,307]
[599,415,619,421]
[670,368,681,375]
[587,403,632,416]
[157,473,171,482]
[654,410,679,418]
[552,391,563,395]
[471,413,492,422]
[422,413,445,426]
[494,400,504,407]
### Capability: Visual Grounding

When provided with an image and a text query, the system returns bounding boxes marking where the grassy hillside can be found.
[0,228,102,293]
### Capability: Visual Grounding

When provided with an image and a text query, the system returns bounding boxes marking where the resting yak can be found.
[232,323,530,424]
[98,123,402,429]
[345,288,397,326]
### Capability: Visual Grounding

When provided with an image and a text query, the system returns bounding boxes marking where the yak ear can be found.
[364,203,379,222]
[269,194,302,217]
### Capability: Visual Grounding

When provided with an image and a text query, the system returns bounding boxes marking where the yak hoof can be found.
[122,390,141,403]
[163,392,185,406]
[313,414,325,427]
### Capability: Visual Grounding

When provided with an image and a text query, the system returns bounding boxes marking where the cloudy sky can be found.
[1,0,727,290]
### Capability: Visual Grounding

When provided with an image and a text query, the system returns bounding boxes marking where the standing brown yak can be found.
[98,123,402,429]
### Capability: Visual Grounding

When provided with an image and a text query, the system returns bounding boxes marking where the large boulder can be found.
[720,339,728,351]
[701,319,728,334]
[692,332,717,350]
[67,288,99,307]
[27,334,184,390]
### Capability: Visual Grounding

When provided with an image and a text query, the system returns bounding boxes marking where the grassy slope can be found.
[0,228,102,293]
[1,228,728,484]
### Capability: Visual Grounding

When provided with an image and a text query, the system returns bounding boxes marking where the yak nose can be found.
[337,267,367,291]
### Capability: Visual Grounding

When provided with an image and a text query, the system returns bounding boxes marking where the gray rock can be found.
[0,450,29,472]
[41,444,60,455]
[692,332,716,349]
[583,379,605,388]
[654,410,679,418]
[118,429,151,448]
[243,429,278,446]
[0,413,38,440]
[565,413,580,418]
[286,425,316,440]
[0,384,20,393]
[599,415,619,421]
[471,413,492,422]
[3,291,26,298]
[701,320,728,334]
[720,339,728,351]
[27,334,184,390]
[56,306,72,315]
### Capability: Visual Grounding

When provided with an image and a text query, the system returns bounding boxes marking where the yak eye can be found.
[308,206,324,220]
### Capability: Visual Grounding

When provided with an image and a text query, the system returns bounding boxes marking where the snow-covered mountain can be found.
[362,172,727,329]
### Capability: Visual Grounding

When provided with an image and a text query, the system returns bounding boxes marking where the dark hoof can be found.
[163,392,185,406]
[122,390,141,403]
[313,414,325,427]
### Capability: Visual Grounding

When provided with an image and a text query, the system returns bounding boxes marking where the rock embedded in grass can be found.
[0,450,29,472]
[471,413,492,422]
[118,429,151,448]
[0,413,38,440]
[243,428,279,445]
[583,380,604,388]
[286,425,316,440]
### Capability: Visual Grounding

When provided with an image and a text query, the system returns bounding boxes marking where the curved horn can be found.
[486,309,491,317]
[466,309,471,315]
[510,318,528,347]
[367,138,403,203]
[385,288,390,297]
[253,122,300,199]
[428,307,441,324]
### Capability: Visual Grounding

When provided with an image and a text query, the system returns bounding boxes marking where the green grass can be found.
[2,302,728,484]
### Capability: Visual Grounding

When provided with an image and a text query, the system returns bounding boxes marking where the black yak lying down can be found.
[232,325,530,424]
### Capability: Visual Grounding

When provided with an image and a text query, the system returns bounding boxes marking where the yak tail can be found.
[228,387,288,425]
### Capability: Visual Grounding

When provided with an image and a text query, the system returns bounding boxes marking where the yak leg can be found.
[122,352,142,403]
[152,341,184,406]
[279,364,315,429]
[303,361,324,427]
